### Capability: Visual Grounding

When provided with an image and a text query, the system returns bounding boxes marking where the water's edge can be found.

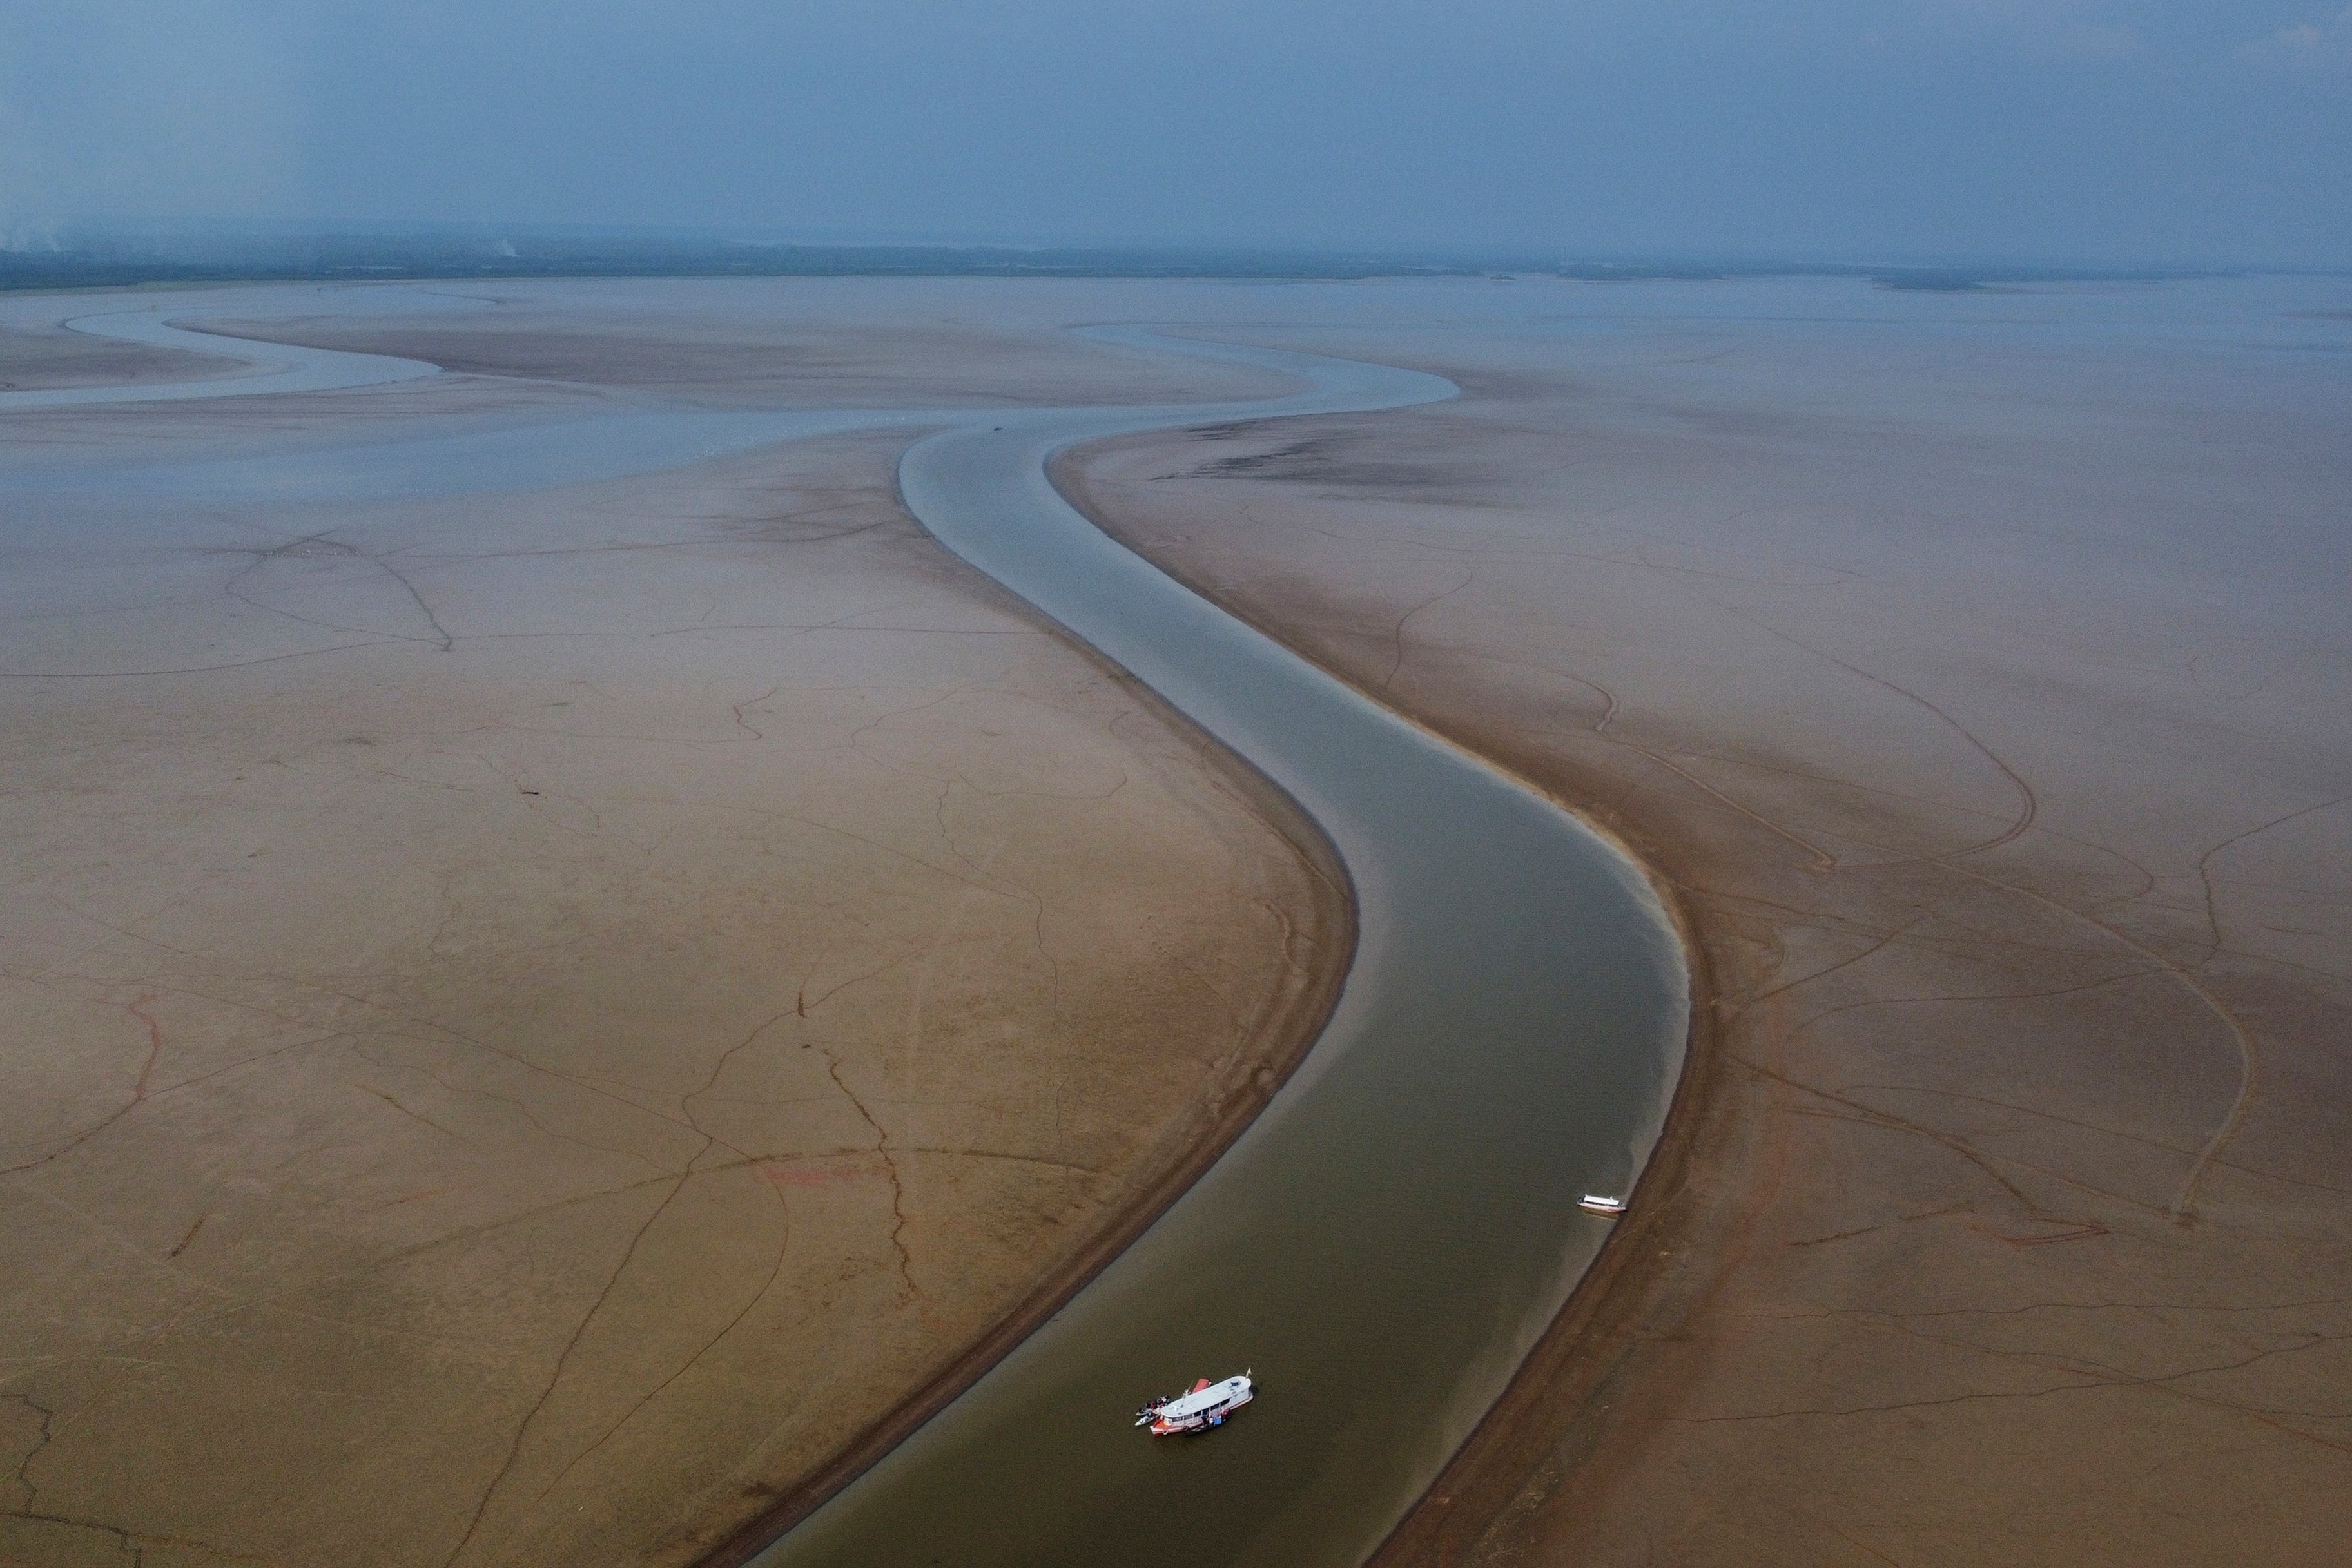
[9,297,1691,1568]
[744,331,1689,1567]
[0,298,444,409]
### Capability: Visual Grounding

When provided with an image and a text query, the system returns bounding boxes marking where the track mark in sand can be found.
[1667,1328,2352,1436]
[123,996,164,1099]
[1641,607,2279,1215]
[526,1018,804,1504]
[902,827,1044,1043]
[1787,1223,1886,1250]
[1380,568,1475,693]
[1827,1527,1907,1567]
[1782,969,2159,1049]
[1559,668,1840,871]
[1780,1206,1969,1250]
[1737,1052,2032,1214]
[1928,856,2263,1222]
[2194,793,2351,960]
[362,547,460,649]
[902,1146,1102,1175]
[0,640,403,680]
[443,1174,701,1566]
[796,959,890,1021]
[1742,916,1923,1007]
[432,1000,826,1561]
[1,993,166,1177]
[220,530,458,652]
[1710,601,2038,864]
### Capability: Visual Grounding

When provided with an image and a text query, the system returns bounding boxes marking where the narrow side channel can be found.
[0,296,445,409]
[744,332,1690,1568]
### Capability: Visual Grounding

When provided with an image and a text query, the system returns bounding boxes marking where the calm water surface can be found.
[750,332,1689,1568]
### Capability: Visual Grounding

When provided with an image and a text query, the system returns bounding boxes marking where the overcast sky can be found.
[3,1,2347,264]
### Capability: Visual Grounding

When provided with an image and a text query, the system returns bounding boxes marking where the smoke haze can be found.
[5,1,2348,264]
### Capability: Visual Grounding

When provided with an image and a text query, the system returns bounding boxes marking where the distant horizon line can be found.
[1,217,2335,282]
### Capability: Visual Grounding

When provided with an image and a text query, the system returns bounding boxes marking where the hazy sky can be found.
[4,1,2347,264]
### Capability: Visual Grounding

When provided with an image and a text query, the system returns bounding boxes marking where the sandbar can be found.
[0,282,1340,1567]
[1058,274,2352,1567]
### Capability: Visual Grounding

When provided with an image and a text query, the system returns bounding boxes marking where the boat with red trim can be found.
[1134,1372,1254,1435]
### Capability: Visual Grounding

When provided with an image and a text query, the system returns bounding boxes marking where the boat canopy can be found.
[1156,1375,1250,1421]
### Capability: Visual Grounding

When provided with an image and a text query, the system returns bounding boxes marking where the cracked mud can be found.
[1059,275,2352,1567]
[0,285,1343,1568]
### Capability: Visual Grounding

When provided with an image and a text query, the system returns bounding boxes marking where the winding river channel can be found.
[8,292,1689,1567]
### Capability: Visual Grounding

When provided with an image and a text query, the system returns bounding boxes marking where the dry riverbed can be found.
[1059,276,2352,1567]
[9,273,2345,1568]
[0,284,1342,1568]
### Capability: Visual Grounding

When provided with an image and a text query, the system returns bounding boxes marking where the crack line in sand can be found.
[1922,858,2262,1223]
[2194,793,2351,960]
[1379,566,1475,692]
[524,1018,803,1504]
[0,994,166,1176]
[819,1047,918,1300]
[1707,600,2039,863]
[443,1170,706,1565]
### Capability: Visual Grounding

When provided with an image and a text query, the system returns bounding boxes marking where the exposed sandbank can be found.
[1058,276,2352,1566]
[0,320,243,391]
[12,272,2346,1568]
[0,289,1341,1567]
[193,280,1303,410]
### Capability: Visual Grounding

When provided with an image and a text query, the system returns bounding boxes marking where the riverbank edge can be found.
[14,295,1363,1567]
[1048,444,1740,1568]
[1362,792,1749,1566]
[690,450,1361,1568]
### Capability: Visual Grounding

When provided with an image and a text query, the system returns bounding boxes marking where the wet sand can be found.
[1058,277,2352,1566]
[0,319,242,392]
[0,286,1341,1567]
[194,280,1310,410]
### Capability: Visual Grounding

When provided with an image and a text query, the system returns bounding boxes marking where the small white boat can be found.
[1135,1371,1254,1435]
[1579,1194,1628,1215]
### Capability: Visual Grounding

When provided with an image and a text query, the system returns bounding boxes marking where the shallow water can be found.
[0,299,443,409]
[9,406,938,499]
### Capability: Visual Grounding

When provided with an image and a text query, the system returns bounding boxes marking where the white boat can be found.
[1579,1194,1628,1215]
[1134,1371,1254,1435]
